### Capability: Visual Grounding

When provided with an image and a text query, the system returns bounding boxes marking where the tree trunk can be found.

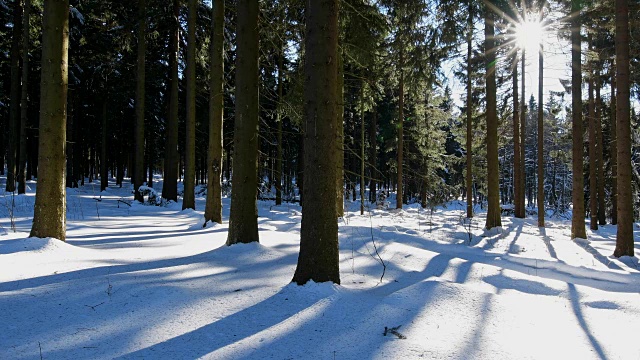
[30,0,69,241]
[614,0,633,257]
[537,44,544,227]
[133,0,146,203]
[570,0,586,239]
[466,2,474,218]
[292,0,339,285]
[588,44,597,231]
[275,34,284,206]
[7,0,22,193]
[360,82,365,215]
[610,63,617,225]
[369,107,377,203]
[100,99,108,191]
[204,0,224,225]
[227,0,260,245]
[397,48,404,210]
[162,0,180,202]
[182,0,197,210]
[484,4,501,229]
[17,0,30,194]
[513,52,522,218]
[519,47,526,217]
[336,41,344,217]
[595,68,605,226]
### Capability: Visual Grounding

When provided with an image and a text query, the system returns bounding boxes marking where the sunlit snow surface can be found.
[1,177,639,359]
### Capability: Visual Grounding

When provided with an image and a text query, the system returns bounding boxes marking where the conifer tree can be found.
[30,0,69,240]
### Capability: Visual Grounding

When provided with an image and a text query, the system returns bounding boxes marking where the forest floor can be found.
[1,177,640,360]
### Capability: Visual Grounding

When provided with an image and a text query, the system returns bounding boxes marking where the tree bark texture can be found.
[614,0,633,257]
[513,53,521,218]
[609,63,617,225]
[182,0,197,210]
[227,0,260,245]
[595,70,605,226]
[336,43,344,217]
[30,0,69,240]
[162,0,180,202]
[570,0,586,239]
[484,3,501,229]
[204,0,224,224]
[292,0,340,285]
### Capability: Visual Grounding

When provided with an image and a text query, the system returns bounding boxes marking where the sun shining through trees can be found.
[515,17,545,52]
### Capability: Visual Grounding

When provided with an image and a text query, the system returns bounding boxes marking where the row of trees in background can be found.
[0,0,638,283]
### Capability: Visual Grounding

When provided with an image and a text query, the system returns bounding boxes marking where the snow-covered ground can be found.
[1,178,639,359]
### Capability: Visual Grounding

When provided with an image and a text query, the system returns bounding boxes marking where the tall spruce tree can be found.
[484,0,501,229]
[292,0,340,285]
[133,0,146,203]
[162,0,180,202]
[182,0,197,210]
[227,0,260,245]
[204,0,224,225]
[613,0,633,257]
[30,0,69,240]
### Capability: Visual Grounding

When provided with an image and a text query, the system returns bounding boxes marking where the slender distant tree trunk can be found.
[162,0,180,202]
[484,2,501,229]
[17,0,30,194]
[588,45,597,231]
[513,53,522,218]
[275,36,284,206]
[397,48,404,210]
[133,0,146,203]
[466,2,474,219]
[292,0,339,285]
[7,0,23,193]
[66,90,75,188]
[609,63,617,225]
[100,99,108,191]
[595,68,605,226]
[519,47,526,217]
[369,107,377,203]
[227,0,259,245]
[360,82,365,215]
[336,42,344,217]
[204,0,224,225]
[30,0,69,240]
[182,0,197,210]
[537,44,544,227]
[571,0,586,239]
[614,0,633,257]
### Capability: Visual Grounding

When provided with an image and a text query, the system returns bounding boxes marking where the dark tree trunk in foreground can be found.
[162,0,180,202]
[513,53,521,218]
[466,3,474,219]
[614,0,634,257]
[484,2,501,229]
[204,0,224,225]
[292,0,340,285]
[537,45,544,227]
[182,0,197,210]
[18,0,30,194]
[7,0,22,193]
[133,0,146,203]
[30,0,69,240]
[227,0,260,245]
[571,0,586,239]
